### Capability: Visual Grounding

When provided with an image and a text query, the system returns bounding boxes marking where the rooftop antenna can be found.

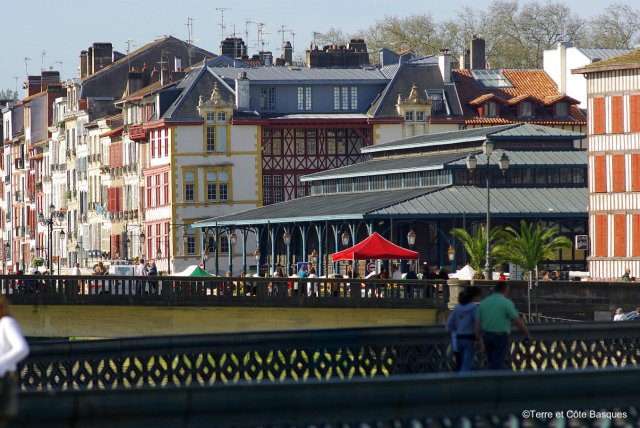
[291,32,296,52]
[245,20,254,47]
[186,17,195,45]
[41,50,46,72]
[24,57,31,77]
[54,61,63,78]
[12,76,19,99]
[256,23,270,52]
[278,25,288,51]
[216,8,230,41]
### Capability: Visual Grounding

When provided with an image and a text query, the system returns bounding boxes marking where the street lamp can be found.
[58,230,66,275]
[341,230,350,247]
[310,249,318,264]
[254,248,261,275]
[466,140,510,280]
[407,230,416,248]
[447,245,456,275]
[38,205,66,273]
[283,230,291,274]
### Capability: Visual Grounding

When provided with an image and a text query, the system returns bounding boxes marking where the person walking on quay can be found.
[0,296,29,426]
[621,268,632,282]
[135,259,147,294]
[613,308,626,321]
[446,286,482,372]
[475,282,533,370]
[147,261,158,294]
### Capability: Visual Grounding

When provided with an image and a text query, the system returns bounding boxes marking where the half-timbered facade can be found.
[574,49,640,280]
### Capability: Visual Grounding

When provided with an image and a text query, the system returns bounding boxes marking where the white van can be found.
[106,261,137,294]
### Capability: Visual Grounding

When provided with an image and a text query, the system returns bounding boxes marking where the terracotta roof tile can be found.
[505,93,541,106]
[452,69,585,125]
[542,94,580,105]
[469,93,508,106]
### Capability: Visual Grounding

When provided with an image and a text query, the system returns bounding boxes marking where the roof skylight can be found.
[470,69,513,88]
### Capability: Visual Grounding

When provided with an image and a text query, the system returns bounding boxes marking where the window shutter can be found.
[593,155,607,193]
[611,96,624,134]
[593,97,605,135]
[595,214,608,257]
[614,214,626,257]
[630,94,640,133]
[632,154,640,191]
[612,154,625,192]
[633,214,640,257]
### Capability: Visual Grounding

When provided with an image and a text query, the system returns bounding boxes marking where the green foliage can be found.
[0,89,17,100]
[493,220,572,272]
[450,225,503,274]
[31,256,44,268]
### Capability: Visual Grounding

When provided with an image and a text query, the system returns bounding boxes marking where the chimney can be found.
[174,58,182,72]
[438,49,452,83]
[557,41,567,94]
[459,49,470,70]
[235,71,250,110]
[25,76,42,97]
[470,35,486,70]
[283,41,293,65]
[160,68,170,85]
[87,47,94,75]
[92,42,113,73]
[80,50,89,78]
[127,68,144,94]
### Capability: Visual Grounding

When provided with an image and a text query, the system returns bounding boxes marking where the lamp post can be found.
[447,245,456,276]
[228,231,237,275]
[38,205,66,273]
[407,229,417,248]
[58,230,66,275]
[254,248,261,275]
[466,140,510,280]
[283,230,291,274]
[341,230,350,247]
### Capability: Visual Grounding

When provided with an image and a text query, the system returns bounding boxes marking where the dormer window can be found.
[484,101,498,118]
[555,102,568,118]
[519,101,533,118]
[405,111,414,121]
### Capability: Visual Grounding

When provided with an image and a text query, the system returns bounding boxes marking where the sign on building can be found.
[575,235,588,251]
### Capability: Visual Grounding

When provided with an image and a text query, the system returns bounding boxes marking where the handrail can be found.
[10,366,640,427]
[18,322,640,392]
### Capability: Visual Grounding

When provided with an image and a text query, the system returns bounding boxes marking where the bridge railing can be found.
[11,367,640,428]
[18,322,640,392]
[0,274,449,308]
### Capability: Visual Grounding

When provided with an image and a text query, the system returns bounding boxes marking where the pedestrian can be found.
[498,271,507,281]
[613,308,625,321]
[0,296,29,425]
[71,263,81,276]
[446,286,482,372]
[475,282,533,370]
[392,265,402,280]
[147,261,158,294]
[621,268,632,282]
[135,259,147,294]
[307,267,318,297]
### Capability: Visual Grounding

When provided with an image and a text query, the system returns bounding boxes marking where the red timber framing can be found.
[261,124,373,205]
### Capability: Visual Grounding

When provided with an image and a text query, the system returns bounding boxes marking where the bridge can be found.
[2,274,632,337]
[8,322,640,427]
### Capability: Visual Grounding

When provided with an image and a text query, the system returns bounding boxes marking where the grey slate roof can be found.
[367,63,463,118]
[207,66,389,84]
[194,186,587,227]
[302,151,470,181]
[362,124,517,154]
[162,67,235,121]
[576,48,631,61]
[194,188,434,226]
[448,149,586,167]
[371,187,587,217]
[362,123,585,154]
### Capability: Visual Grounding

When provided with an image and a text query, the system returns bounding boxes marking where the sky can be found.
[1,0,635,94]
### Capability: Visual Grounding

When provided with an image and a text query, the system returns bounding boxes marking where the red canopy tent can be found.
[331,232,419,261]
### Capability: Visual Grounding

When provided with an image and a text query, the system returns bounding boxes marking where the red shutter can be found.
[633,214,640,257]
[633,154,640,191]
[595,214,608,257]
[630,94,640,133]
[614,214,626,257]
[593,97,606,135]
[593,155,607,193]
[611,96,624,134]
[612,154,625,192]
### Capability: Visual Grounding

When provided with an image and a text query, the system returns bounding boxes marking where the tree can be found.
[312,26,352,48]
[0,89,17,100]
[450,225,503,278]
[585,3,640,49]
[494,220,572,315]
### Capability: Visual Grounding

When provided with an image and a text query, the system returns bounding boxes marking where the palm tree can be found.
[450,225,503,278]
[494,220,572,315]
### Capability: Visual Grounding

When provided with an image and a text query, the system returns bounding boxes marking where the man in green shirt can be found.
[475,282,533,370]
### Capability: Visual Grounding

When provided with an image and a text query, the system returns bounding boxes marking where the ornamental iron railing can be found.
[17,322,640,392]
[10,367,640,428]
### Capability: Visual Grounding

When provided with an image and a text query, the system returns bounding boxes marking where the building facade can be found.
[574,49,640,279]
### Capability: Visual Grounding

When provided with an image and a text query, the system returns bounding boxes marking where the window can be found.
[260,87,276,111]
[333,86,358,111]
[555,102,568,118]
[207,236,216,254]
[429,92,446,114]
[217,112,226,123]
[470,69,513,88]
[416,111,425,122]
[186,237,196,255]
[519,101,533,118]
[484,102,498,118]
[185,171,195,202]
[163,172,169,205]
[297,86,312,110]
[206,112,215,122]
[274,188,283,203]
[164,130,169,156]
[405,111,414,121]
[206,126,216,152]
[220,236,229,254]
[206,170,229,201]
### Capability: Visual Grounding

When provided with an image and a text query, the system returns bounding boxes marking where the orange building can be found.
[574,49,640,279]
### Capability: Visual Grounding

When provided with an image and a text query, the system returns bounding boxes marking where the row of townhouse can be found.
[0,34,599,275]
